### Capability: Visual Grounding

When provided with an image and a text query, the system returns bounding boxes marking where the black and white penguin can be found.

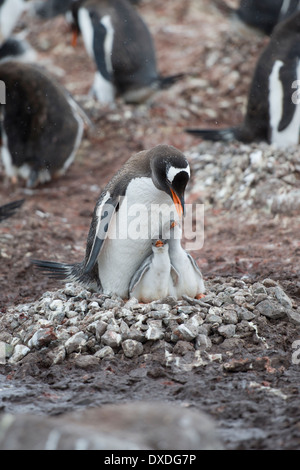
[32,144,190,299]
[0,199,24,222]
[71,0,183,105]
[129,238,178,302]
[220,0,300,36]
[186,11,300,148]
[0,0,31,41]
[0,35,37,63]
[0,61,84,187]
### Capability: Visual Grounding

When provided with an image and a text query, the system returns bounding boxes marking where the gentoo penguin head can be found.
[149,145,190,217]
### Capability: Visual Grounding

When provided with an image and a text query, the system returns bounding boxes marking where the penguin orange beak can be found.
[155,240,164,247]
[170,189,184,217]
[71,29,78,48]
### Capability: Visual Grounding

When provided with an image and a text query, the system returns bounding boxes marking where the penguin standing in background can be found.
[33,144,191,299]
[186,12,300,148]
[0,61,84,187]
[71,0,183,105]
[0,199,24,222]
[0,0,30,41]
[129,238,178,303]
[217,0,300,35]
[233,0,300,35]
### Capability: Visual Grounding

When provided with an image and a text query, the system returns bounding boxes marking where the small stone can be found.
[101,330,122,348]
[171,324,198,342]
[173,340,195,355]
[262,278,278,288]
[65,332,88,354]
[273,286,293,309]
[195,334,212,350]
[145,320,164,341]
[286,310,300,326]
[256,299,287,319]
[218,324,236,338]
[122,339,143,358]
[206,313,222,325]
[94,346,114,358]
[222,310,238,324]
[8,344,30,363]
[74,355,99,369]
[236,306,256,321]
[28,328,56,349]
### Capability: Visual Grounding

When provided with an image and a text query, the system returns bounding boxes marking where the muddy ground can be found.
[0,0,300,450]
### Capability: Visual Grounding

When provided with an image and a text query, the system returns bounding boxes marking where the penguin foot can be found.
[195,293,205,299]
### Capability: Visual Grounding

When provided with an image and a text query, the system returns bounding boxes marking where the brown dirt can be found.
[1,0,300,450]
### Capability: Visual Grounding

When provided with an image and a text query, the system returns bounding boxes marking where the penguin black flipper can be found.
[157,73,185,90]
[185,127,238,142]
[0,199,24,222]
[83,194,120,275]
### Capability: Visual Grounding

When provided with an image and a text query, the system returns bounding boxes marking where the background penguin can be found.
[186,11,300,148]
[32,144,190,299]
[129,238,178,303]
[0,61,84,187]
[71,0,183,105]
[166,221,205,300]
[0,0,31,41]
[0,199,24,222]
[215,0,300,36]
[0,35,37,63]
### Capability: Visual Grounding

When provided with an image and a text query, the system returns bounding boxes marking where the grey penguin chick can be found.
[166,220,205,300]
[129,238,178,303]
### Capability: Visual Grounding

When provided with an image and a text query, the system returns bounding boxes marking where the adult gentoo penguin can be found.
[232,0,300,35]
[71,0,183,105]
[0,199,24,222]
[0,61,84,187]
[186,11,300,148]
[129,238,178,303]
[32,144,190,299]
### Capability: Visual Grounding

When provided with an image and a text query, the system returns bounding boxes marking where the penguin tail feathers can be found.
[185,127,238,142]
[31,259,76,281]
[157,73,185,89]
[0,199,25,222]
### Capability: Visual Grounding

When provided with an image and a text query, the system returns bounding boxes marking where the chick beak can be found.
[155,240,164,248]
[170,189,184,217]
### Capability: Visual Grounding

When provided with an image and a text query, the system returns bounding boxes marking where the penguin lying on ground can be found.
[71,0,183,105]
[32,144,191,299]
[0,199,24,222]
[186,12,300,148]
[0,61,84,187]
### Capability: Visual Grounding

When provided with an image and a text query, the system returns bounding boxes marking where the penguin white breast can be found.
[98,177,179,298]
[0,0,26,40]
[269,58,300,147]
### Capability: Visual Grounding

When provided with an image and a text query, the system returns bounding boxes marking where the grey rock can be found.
[122,339,143,358]
[65,332,88,354]
[256,299,287,319]
[101,330,122,348]
[218,324,236,338]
